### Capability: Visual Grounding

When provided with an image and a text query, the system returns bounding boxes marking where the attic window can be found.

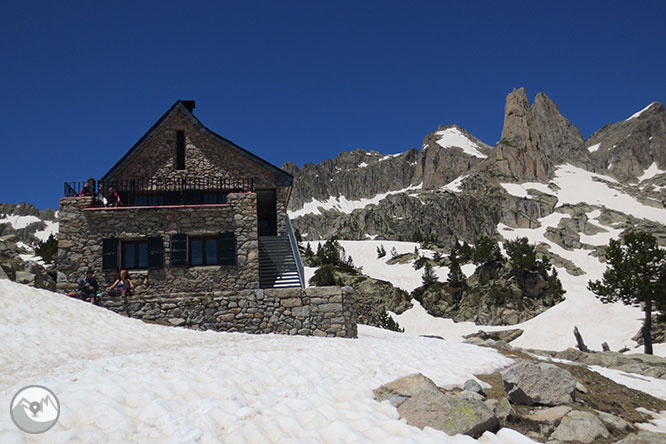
[176,130,185,170]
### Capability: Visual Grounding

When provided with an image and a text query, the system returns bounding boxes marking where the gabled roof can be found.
[101,100,293,186]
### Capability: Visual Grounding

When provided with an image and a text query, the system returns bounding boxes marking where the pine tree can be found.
[421,262,438,287]
[472,235,502,264]
[447,253,466,288]
[376,244,386,258]
[588,231,666,354]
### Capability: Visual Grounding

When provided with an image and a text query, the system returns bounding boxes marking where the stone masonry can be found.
[98,286,357,338]
[57,193,258,293]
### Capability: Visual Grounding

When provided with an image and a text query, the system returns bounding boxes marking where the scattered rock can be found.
[501,362,577,406]
[550,410,609,443]
[525,406,572,424]
[494,397,513,420]
[463,379,486,396]
[463,329,524,343]
[594,410,635,432]
[612,431,666,443]
[576,382,589,394]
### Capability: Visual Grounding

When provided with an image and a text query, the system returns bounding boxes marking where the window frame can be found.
[122,239,149,270]
[189,235,219,266]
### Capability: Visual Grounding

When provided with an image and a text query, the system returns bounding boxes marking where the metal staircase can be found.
[258,235,303,288]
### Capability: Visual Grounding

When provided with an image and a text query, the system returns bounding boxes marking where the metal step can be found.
[258,235,303,289]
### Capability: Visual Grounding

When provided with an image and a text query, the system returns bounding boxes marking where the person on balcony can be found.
[77,268,100,304]
[109,269,134,296]
[106,187,122,207]
[79,178,96,197]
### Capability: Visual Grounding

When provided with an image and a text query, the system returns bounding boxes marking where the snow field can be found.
[0,280,527,443]
[289,184,422,218]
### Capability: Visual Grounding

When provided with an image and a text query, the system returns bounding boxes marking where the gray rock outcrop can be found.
[586,101,666,182]
[501,362,577,406]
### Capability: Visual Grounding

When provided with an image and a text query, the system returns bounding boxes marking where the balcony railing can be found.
[64,176,254,207]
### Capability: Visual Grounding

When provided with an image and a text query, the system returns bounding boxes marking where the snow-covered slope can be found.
[308,162,665,355]
[1,279,536,443]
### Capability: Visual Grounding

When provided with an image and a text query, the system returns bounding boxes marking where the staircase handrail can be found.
[285,215,306,288]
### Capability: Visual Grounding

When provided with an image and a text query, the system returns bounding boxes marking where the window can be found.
[170,232,236,267]
[123,240,148,269]
[189,236,218,266]
[176,130,185,170]
[119,237,164,269]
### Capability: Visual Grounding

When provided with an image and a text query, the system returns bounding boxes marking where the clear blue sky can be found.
[2,1,665,210]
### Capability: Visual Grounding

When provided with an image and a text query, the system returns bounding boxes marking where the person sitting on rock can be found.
[79,178,96,197]
[77,268,99,304]
[109,269,134,296]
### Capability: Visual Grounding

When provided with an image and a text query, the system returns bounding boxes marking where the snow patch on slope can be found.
[627,102,657,120]
[586,143,601,153]
[638,162,666,182]
[435,127,487,159]
[442,175,468,193]
[290,184,422,218]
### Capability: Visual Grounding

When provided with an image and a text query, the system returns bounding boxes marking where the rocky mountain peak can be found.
[418,124,491,189]
[482,88,586,182]
[586,101,666,182]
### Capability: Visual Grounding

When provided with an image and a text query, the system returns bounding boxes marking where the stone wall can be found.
[98,286,357,338]
[57,193,258,293]
[113,110,292,203]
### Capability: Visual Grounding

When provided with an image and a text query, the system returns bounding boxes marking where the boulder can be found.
[463,379,486,396]
[550,410,609,443]
[501,362,577,406]
[374,374,499,437]
[15,271,35,285]
[397,390,498,438]
[373,373,440,407]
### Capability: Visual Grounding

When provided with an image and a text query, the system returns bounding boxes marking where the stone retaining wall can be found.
[98,286,357,338]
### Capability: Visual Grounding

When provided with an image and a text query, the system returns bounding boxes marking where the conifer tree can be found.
[447,252,466,288]
[588,231,666,354]
[421,262,438,287]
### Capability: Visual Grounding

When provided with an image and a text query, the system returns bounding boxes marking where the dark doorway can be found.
[257,190,277,236]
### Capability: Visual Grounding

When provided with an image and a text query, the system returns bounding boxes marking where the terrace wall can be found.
[98,286,357,338]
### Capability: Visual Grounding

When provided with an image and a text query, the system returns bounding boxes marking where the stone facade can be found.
[57,193,259,293]
[98,286,357,338]
[107,107,292,215]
